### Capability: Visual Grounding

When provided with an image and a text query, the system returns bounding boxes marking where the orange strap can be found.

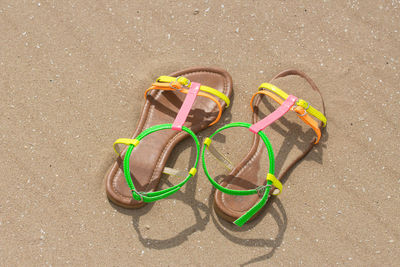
[144,82,222,126]
[250,90,321,144]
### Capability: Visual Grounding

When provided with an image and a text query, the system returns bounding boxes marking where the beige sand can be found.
[1,1,399,265]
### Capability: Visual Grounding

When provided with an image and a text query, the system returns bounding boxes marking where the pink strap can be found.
[249,95,298,133]
[172,82,201,131]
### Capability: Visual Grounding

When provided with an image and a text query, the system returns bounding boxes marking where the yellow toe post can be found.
[204,137,212,148]
[113,138,140,155]
[189,168,197,177]
[258,82,289,99]
[267,173,282,195]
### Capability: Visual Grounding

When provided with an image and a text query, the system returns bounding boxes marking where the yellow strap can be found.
[267,173,282,196]
[258,82,326,127]
[296,99,327,127]
[113,138,140,155]
[156,76,230,107]
[258,82,289,99]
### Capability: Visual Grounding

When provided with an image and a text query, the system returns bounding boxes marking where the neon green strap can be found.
[258,82,327,126]
[118,124,200,202]
[202,122,279,227]
[157,75,230,107]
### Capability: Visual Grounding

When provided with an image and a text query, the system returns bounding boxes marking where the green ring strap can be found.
[123,123,200,202]
[201,122,276,226]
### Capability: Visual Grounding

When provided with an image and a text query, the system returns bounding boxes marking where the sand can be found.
[1,1,399,266]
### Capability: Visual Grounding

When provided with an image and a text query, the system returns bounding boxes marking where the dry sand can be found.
[1,1,399,266]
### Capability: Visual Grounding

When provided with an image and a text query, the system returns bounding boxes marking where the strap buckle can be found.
[169,76,191,90]
[256,184,271,197]
[296,98,310,109]
[291,103,308,117]
[297,106,308,117]
[131,189,147,202]
[169,81,182,90]
[295,100,309,117]
[176,76,191,86]
[299,110,307,117]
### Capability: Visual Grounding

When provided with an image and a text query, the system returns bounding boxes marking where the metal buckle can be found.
[131,189,146,202]
[293,100,309,117]
[169,76,191,90]
[256,184,271,197]
[299,109,307,117]
[169,81,181,90]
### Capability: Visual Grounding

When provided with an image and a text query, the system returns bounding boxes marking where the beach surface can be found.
[1,1,399,265]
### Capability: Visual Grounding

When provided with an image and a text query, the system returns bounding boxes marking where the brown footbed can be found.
[105,67,233,208]
[214,69,326,223]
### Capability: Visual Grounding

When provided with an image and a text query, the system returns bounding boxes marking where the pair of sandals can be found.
[105,67,326,227]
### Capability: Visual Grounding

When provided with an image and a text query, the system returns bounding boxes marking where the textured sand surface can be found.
[1,1,399,266]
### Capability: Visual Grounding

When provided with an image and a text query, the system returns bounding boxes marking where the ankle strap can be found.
[250,89,321,143]
[115,124,201,202]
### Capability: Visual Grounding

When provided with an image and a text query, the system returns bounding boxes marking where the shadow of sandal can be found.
[208,186,287,266]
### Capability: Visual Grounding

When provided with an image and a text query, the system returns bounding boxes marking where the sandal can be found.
[202,69,326,226]
[106,67,232,208]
